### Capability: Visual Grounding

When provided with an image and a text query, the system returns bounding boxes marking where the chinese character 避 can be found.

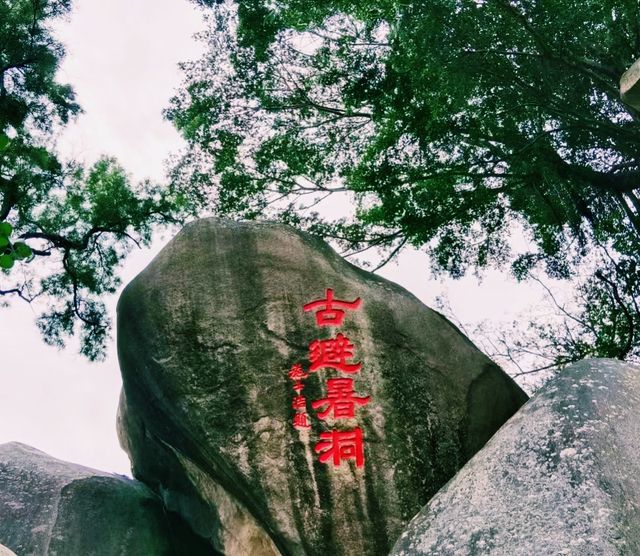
[308,333,362,373]
[314,428,365,468]
[303,288,362,327]
[311,378,370,420]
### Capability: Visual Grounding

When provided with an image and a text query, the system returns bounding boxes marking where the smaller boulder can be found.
[391,359,640,555]
[621,58,640,110]
[0,442,210,556]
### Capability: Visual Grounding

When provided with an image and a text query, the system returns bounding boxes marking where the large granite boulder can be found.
[391,358,640,556]
[116,218,527,555]
[0,442,210,555]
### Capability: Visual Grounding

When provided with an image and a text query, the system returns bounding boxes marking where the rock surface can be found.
[391,358,640,556]
[0,442,210,555]
[117,218,527,556]
[0,544,16,556]
[621,57,640,110]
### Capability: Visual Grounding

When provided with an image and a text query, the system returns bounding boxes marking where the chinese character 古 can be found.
[304,288,361,326]
[312,378,370,420]
[308,333,362,373]
[315,428,365,467]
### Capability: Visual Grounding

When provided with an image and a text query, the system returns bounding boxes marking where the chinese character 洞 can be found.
[308,333,362,373]
[314,428,365,467]
[288,363,309,381]
[293,413,312,429]
[311,378,370,420]
[303,288,361,327]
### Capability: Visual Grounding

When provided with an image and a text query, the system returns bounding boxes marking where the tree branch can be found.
[594,269,635,359]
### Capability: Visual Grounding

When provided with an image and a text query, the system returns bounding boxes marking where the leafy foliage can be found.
[0,221,32,269]
[1,0,184,360]
[168,0,640,367]
[534,253,640,364]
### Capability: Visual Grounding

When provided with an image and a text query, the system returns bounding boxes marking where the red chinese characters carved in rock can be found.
[314,428,365,468]
[292,395,307,410]
[303,288,362,327]
[308,333,362,373]
[289,363,311,429]
[293,413,311,429]
[288,363,308,381]
[290,288,371,468]
[311,378,370,420]
[289,363,308,394]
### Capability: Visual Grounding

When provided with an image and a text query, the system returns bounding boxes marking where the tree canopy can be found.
[1,0,183,360]
[167,0,640,369]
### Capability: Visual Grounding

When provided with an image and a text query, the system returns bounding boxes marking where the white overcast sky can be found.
[0,0,555,475]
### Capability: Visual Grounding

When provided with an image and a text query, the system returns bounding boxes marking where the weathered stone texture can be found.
[391,358,640,556]
[0,544,17,556]
[0,442,210,555]
[621,57,640,110]
[117,218,527,555]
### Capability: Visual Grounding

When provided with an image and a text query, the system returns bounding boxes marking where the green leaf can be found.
[0,133,9,151]
[0,222,12,238]
[0,236,8,249]
[13,242,32,259]
[0,254,14,269]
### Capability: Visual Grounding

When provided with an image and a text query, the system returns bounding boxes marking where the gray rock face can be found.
[621,58,640,110]
[0,544,17,556]
[0,442,210,555]
[391,358,640,556]
[116,218,527,556]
